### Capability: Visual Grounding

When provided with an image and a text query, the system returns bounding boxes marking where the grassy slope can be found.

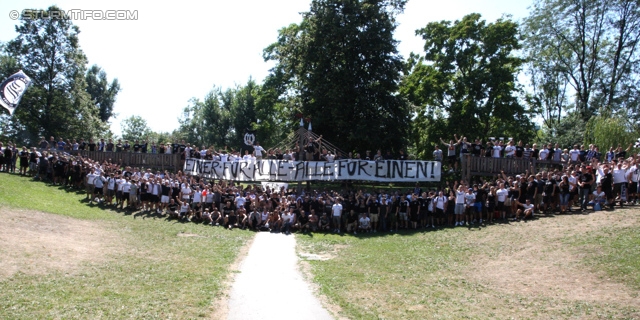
[298,215,640,319]
[0,173,252,319]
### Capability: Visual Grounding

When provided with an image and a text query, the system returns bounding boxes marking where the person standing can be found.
[331,198,343,233]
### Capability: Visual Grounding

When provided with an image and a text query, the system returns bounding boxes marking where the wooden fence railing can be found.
[69,151,181,171]
[461,155,566,182]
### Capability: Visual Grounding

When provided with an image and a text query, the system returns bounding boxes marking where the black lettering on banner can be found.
[312,162,323,177]
[323,163,332,177]
[404,161,416,179]
[417,161,428,180]
[184,159,195,173]
[430,162,436,179]
[229,162,239,179]
[255,160,264,176]
[375,161,385,178]
[277,161,290,178]
[391,161,402,178]
[195,159,204,174]
[222,162,230,178]
[337,160,348,177]
[347,160,358,176]
[239,161,252,179]
[268,160,277,178]
[294,162,305,180]
[184,160,440,182]
[358,161,369,176]
[212,161,223,178]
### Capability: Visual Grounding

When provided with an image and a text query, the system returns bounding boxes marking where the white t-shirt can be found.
[86,173,97,185]
[505,145,516,157]
[464,193,476,206]
[181,187,192,199]
[539,149,549,160]
[236,196,246,208]
[332,203,343,217]
[192,190,202,203]
[122,181,131,193]
[522,203,534,211]
[434,196,446,210]
[496,188,508,202]
[570,149,580,161]
[492,146,502,158]
[630,165,639,182]
[254,146,265,157]
[456,191,466,204]
[613,168,627,184]
[359,217,370,227]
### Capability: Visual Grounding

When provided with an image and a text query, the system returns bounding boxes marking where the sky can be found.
[0,0,532,136]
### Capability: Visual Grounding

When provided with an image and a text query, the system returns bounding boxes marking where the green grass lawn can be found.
[0,173,253,319]
[297,211,640,319]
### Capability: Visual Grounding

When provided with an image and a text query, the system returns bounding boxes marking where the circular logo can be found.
[3,79,27,104]
[243,132,255,146]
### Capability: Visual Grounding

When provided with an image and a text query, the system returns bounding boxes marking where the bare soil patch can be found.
[0,207,121,279]
[469,209,640,312]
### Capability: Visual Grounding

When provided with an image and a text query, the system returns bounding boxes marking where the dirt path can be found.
[0,207,120,279]
[227,232,334,320]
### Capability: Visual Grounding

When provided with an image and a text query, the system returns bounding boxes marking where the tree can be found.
[120,115,151,142]
[401,14,533,159]
[85,65,120,122]
[522,0,640,122]
[4,6,109,143]
[264,0,411,154]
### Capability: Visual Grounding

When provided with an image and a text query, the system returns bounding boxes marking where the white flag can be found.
[0,70,32,115]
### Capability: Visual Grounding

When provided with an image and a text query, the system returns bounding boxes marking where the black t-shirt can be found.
[223,207,235,217]
[123,143,131,152]
[472,144,482,156]
[580,173,593,186]
[475,189,485,203]
[161,185,171,196]
[527,181,537,196]
[30,152,38,163]
[115,143,123,152]
[106,143,114,152]
[532,149,540,159]
[515,146,524,158]
[601,173,613,189]
[88,143,97,152]
[141,143,148,153]
[615,151,626,159]
[536,179,545,194]
[544,179,556,194]
[171,143,179,154]
[133,144,140,152]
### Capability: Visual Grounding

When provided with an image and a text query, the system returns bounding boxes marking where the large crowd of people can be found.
[0,135,638,234]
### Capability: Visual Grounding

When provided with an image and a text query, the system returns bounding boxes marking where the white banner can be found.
[183,159,441,182]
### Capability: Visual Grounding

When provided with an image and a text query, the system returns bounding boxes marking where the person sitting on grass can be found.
[305,209,319,232]
[237,207,248,229]
[588,185,607,211]
[167,198,180,219]
[514,199,534,221]
[318,212,331,232]
[247,206,261,231]
[346,209,359,234]
[281,209,293,235]
[177,198,191,221]
[202,208,213,224]
[222,200,236,229]
[211,207,222,226]
[358,213,371,233]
